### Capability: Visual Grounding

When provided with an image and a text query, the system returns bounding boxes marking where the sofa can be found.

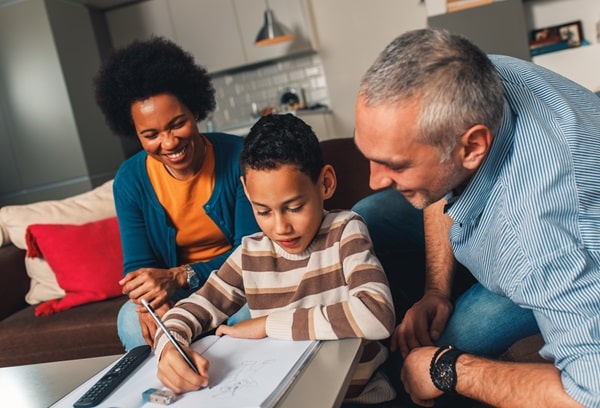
[0,137,543,372]
[0,137,383,367]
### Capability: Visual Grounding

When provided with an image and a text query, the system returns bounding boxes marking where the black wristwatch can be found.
[430,346,465,394]
[183,264,199,289]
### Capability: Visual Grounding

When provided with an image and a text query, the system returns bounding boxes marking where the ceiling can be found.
[0,0,143,11]
[66,0,142,10]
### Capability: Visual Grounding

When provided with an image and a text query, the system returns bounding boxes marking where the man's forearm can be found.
[456,354,582,408]
[423,199,456,296]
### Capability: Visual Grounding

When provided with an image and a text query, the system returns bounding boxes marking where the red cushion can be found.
[25,217,123,316]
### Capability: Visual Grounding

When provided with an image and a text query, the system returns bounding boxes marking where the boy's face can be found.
[242,164,336,254]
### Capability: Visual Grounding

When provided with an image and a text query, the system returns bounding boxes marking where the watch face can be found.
[432,361,454,392]
[430,347,464,394]
[185,265,200,289]
[189,273,200,288]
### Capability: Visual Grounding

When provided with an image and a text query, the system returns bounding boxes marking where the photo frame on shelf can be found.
[557,21,583,47]
[529,20,583,56]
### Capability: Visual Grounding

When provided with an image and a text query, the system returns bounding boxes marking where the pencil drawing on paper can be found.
[212,359,276,398]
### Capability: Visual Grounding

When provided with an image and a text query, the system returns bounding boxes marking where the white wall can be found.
[524,0,600,92]
[307,1,428,138]
[0,0,124,205]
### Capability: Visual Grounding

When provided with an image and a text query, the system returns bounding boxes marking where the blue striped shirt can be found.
[446,55,600,407]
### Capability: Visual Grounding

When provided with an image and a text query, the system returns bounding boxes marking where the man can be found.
[354,28,599,407]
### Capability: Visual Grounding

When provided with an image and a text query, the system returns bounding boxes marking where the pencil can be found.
[140,299,199,375]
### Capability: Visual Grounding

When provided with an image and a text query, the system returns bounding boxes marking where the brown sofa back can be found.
[321,137,374,210]
[0,245,28,321]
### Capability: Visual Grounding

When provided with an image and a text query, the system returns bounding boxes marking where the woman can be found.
[94,37,259,351]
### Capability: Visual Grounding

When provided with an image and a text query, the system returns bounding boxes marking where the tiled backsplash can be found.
[209,53,331,131]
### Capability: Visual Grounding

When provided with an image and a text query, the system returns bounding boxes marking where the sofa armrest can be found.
[0,245,29,320]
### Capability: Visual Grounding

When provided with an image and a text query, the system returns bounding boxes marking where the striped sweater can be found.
[156,210,396,402]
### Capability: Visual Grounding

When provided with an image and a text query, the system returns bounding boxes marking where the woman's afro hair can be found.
[94,36,215,139]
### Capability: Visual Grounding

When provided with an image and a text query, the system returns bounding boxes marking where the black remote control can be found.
[73,345,151,407]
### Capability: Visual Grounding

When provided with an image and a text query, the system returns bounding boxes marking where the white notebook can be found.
[52,335,321,408]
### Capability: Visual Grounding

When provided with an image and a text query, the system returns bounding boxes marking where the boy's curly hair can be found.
[240,113,324,183]
[94,37,215,139]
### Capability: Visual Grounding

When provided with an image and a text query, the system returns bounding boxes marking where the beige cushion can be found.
[0,180,116,304]
[24,257,66,305]
[0,179,115,249]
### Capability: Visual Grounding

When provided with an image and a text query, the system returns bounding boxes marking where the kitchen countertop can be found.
[214,107,332,136]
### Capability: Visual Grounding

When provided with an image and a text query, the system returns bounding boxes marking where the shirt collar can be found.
[445,100,515,225]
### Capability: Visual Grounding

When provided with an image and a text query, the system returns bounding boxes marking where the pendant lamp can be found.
[255,0,294,46]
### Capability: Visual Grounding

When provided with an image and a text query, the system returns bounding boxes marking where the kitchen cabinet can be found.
[105,0,316,73]
[297,111,335,141]
[168,0,246,73]
[105,0,176,49]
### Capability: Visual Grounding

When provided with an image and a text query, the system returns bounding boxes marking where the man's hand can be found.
[120,267,183,311]
[401,346,442,407]
[157,342,209,394]
[139,302,170,347]
[391,291,453,358]
[215,315,267,339]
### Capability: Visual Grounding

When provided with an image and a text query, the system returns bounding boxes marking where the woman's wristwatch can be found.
[183,264,199,289]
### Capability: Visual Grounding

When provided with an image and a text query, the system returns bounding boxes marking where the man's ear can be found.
[320,164,337,200]
[459,125,492,170]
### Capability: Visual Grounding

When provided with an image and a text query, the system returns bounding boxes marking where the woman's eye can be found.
[143,132,158,139]
[256,210,270,217]
[288,206,302,213]
[172,121,186,129]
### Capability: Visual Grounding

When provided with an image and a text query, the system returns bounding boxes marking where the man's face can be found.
[354,95,469,209]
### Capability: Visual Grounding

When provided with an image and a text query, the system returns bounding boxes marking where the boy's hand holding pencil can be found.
[157,342,210,394]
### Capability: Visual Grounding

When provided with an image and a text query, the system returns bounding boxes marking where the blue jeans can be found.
[117,300,252,351]
[351,189,426,319]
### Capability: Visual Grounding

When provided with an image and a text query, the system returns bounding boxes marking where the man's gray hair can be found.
[360,28,504,160]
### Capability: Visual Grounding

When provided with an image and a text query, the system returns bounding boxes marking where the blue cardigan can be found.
[113,133,259,297]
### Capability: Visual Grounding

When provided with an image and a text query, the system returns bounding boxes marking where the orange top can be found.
[146,137,232,263]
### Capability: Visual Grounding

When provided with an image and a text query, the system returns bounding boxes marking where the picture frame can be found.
[529,20,583,56]
[530,20,583,48]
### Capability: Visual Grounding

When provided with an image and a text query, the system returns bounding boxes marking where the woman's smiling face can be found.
[131,92,203,180]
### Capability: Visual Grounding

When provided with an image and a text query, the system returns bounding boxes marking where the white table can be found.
[0,338,362,408]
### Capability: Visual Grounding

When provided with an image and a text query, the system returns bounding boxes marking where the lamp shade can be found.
[255,8,294,46]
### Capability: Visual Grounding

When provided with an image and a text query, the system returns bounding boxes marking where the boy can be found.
[154,113,396,404]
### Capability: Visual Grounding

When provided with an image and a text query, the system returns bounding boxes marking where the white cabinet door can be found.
[168,0,247,73]
[106,0,316,72]
[297,112,334,141]
[105,0,176,49]
[234,0,316,65]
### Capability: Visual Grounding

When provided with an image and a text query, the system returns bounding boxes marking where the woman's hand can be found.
[139,302,171,347]
[120,267,186,310]
[215,316,267,339]
[158,342,209,394]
